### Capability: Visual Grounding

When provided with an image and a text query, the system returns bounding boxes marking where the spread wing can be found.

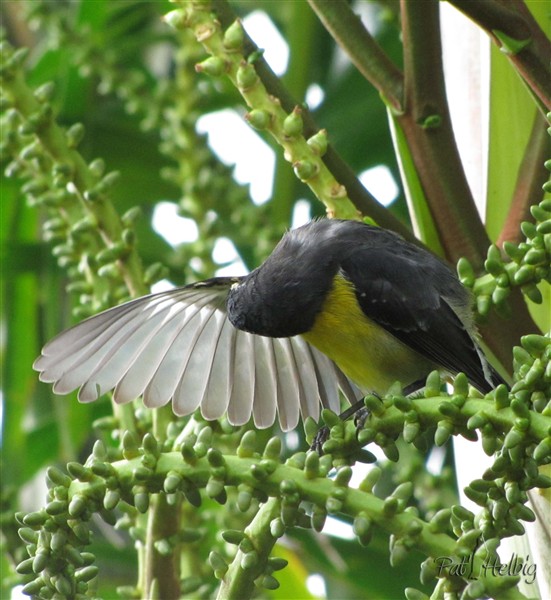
[34,278,357,431]
[341,245,504,393]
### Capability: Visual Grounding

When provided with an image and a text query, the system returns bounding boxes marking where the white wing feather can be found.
[34,282,356,429]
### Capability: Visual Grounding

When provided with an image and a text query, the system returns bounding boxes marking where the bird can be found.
[34,219,506,432]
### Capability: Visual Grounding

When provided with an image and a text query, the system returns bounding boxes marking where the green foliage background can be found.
[1,1,549,599]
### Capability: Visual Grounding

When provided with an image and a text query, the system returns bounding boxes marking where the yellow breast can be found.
[301,274,433,393]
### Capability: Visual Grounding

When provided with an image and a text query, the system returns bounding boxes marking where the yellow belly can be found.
[301,275,434,393]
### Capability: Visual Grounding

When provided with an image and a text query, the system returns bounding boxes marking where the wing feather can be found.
[251,336,278,429]
[200,317,236,420]
[34,278,351,428]
[226,331,255,426]
[172,308,227,416]
[272,338,301,432]
[289,337,321,422]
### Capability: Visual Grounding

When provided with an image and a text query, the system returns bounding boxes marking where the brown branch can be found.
[497,113,549,247]
[448,0,551,112]
[307,0,404,111]
[399,0,491,266]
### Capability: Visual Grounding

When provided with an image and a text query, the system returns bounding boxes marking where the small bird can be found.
[34,219,505,431]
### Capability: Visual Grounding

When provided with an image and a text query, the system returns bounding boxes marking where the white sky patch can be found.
[243,11,289,76]
[307,573,327,598]
[152,202,199,246]
[213,237,248,276]
[291,199,311,229]
[196,109,275,205]
[151,279,176,294]
[305,83,325,110]
[323,516,355,540]
[426,445,447,476]
[11,586,25,600]
[358,164,399,207]
[215,260,248,278]
[212,237,238,264]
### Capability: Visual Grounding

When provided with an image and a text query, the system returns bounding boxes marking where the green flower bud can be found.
[22,579,44,596]
[122,431,141,460]
[195,56,226,77]
[503,241,524,261]
[537,219,551,234]
[209,550,228,578]
[134,489,149,513]
[424,371,442,396]
[206,477,225,499]
[521,282,543,304]
[335,466,353,487]
[121,206,142,225]
[293,159,318,181]
[34,82,56,103]
[419,557,438,585]
[492,285,510,305]
[403,421,420,443]
[533,437,551,462]
[237,430,257,458]
[46,466,72,488]
[530,204,550,223]
[66,123,85,148]
[163,9,188,30]
[236,62,258,90]
[419,114,441,129]
[434,420,453,446]
[270,517,285,538]
[245,109,270,130]
[283,106,303,138]
[353,513,372,545]
[383,496,399,516]
[307,129,328,156]
[311,505,327,532]
[457,257,475,286]
[184,488,202,507]
[89,158,106,178]
[68,494,87,517]
[75,565,99,583]
[484,244,503,275]
[261,575,280,590]
[223,20,244,50]
[321,408,340,427]
[477,294,492,316]
[521,221,537,239]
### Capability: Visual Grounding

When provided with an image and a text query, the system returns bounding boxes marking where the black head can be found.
[226,220,357,337]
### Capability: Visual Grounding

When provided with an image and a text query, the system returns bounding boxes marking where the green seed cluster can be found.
[164,1,361,220]
[16,356,551,599]
[457,195,551,317]
[20,2,283,275]
[1,39,152,314]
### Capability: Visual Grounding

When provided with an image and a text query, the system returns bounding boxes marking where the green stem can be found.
[143,494,182,600]
[216,497,281,599]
